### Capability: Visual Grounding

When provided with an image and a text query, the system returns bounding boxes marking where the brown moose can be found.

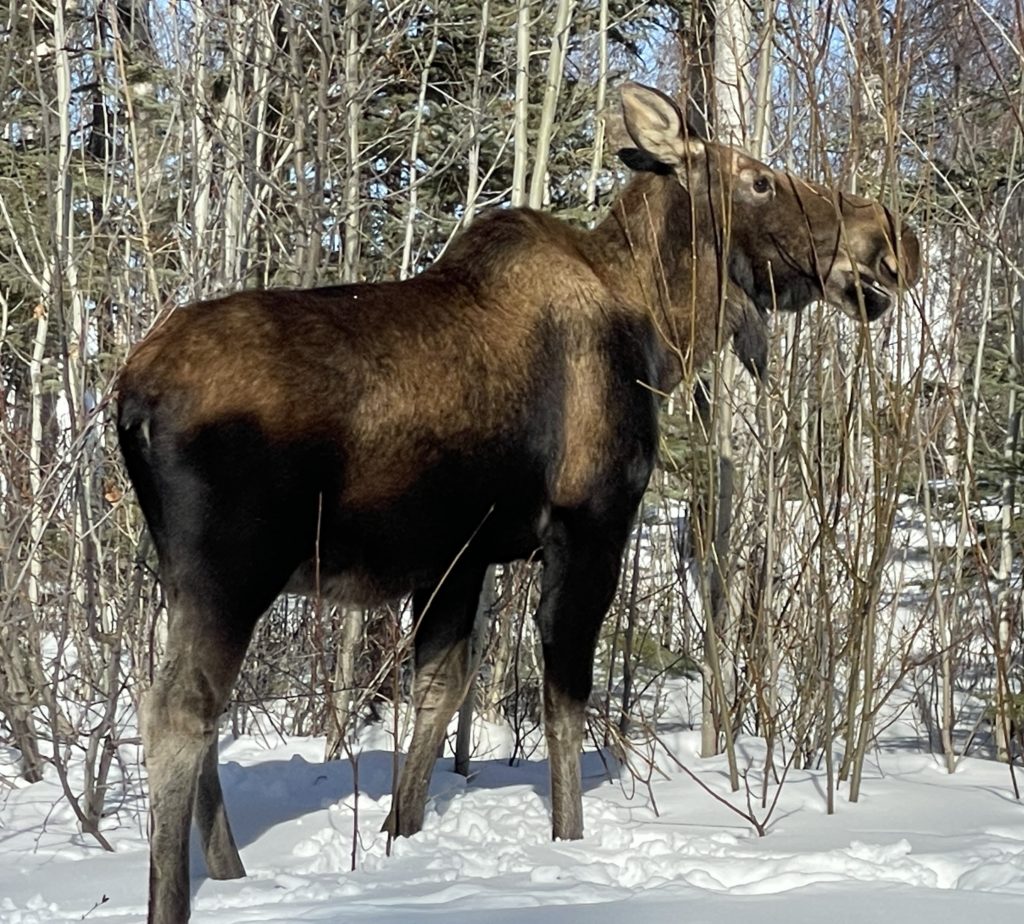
[117,83,920,923]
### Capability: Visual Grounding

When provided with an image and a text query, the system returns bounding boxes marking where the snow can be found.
[3,707,1024,923]
[3,493,1021,921]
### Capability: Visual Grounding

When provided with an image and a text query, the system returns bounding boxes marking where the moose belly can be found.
[287,445,551,603]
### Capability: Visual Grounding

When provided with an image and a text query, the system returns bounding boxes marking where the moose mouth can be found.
[828,271,894,322]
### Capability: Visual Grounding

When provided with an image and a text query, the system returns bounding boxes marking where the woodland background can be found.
[0,0,1022,843]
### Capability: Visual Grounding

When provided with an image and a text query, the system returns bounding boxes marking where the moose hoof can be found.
[381,808,423,839]
[551,819,584,841]
[205,851,246,881]
[552,829,584,842]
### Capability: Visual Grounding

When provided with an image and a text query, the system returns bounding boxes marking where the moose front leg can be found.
[543,679,589,840]
[536,513,627,840]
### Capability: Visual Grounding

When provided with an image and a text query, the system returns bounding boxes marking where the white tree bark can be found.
[342,0,363,283]
[584,0,608,210]
[400,26,439,279]
[698,0,751,793]
[528,0,574,209]
[511,0,531,208]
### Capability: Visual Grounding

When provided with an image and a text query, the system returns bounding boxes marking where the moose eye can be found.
[752,176,773,195]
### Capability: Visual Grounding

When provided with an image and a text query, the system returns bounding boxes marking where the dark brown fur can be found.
[118,84,920,923]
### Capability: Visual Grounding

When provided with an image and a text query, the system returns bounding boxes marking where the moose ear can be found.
[606,106,672,174]
[620,82,703,167]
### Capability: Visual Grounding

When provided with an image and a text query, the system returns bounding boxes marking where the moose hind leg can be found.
[384,566,486,838]
[194,735,245,879]
[537,514,626,841]
[145,600,251,924]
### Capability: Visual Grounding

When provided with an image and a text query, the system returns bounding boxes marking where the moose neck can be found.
[586,171,730,389]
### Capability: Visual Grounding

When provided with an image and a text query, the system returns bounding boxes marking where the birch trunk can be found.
[462,1,490,219]
[994,243,1023,766]
[511,0,531,208]
[696,0,751,793]
[222,4,248,286]
[400,26,439,280]
[528,0,574,209]
[455,567,495,777]
[584,0,608,210]
[342,0,363,283]
[326,606,365,762]
[186,2,215,295]
[947,246,996,771]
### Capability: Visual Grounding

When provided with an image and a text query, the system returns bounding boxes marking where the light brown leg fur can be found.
[194,736,246,879]
[383,639,470,837]
[145,612,248,924]
[543,680,586,840]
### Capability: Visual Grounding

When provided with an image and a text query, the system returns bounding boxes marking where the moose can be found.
[117,83,920,922]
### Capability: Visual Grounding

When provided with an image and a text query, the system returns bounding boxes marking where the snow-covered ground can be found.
[2,702,1024,923]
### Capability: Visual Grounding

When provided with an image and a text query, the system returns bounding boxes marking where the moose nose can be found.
[878,252,900,287]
